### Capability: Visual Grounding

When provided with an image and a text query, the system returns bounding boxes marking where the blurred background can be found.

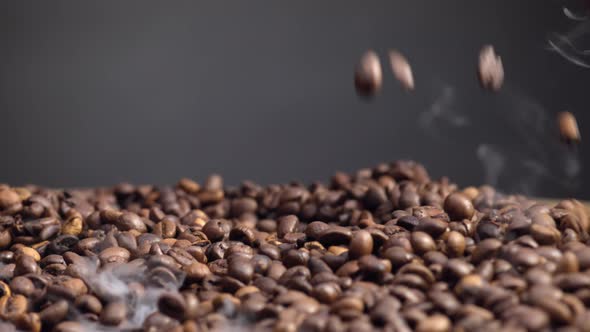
[0,0,589,199]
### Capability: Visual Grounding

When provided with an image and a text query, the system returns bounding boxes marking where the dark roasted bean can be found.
[354,50,382,97]
[228,256,254,284]
[40,300,69,326]
[349,230,373,259]
[158,292,187,321]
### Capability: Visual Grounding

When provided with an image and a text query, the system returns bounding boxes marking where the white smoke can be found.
[547,5,590,68]
[475,88,581,195]
[419,83,469,138]
[67,257,185,331]
[476,144,505,186]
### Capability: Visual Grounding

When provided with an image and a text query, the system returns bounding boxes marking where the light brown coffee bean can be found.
[478,45,504,91]
[557,111,581,145]
[389,50,414,91]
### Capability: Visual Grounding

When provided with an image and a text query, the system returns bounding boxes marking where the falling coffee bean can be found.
[557,111,581,145]
[354,50,383,97]
[478,45,504,91]
[389,50,414,91]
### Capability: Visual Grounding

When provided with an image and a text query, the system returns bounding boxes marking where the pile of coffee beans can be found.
[1,161,590,331]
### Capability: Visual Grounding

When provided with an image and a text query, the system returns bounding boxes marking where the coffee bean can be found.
[0,294,27,321]
[411,231,436,254]
[349,230,373,259]
[158,292,187,321]
[229,225,256,246]
[98,247,130,265]
[40,300,69,325]
[0,188,21,209]
[557,111,581,145]
[9,276,33,297]
[231,198,258,216]
[415,218,448,238]
[320,226,352,246]
[445,231,466,257]
[388,50,414,91]
[444,193,475,221]
[178,178,200,194]
[277,215,298,239]
[478,45,504,91]
[202,219,227,242]
[100,301,127,326]
[13,255,39,276]
[312,282,341,304]
[470,238,502,264]
[75,294,102,315]
[416,314,451,332]
[354,50,382,97]
[228,256,254,284]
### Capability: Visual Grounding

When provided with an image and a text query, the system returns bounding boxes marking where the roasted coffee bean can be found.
[0,294,26,322]
[478,44,504,91]
[13,255,39,276]
[411,231,436,254]
[305,221,330,241]
[416,314,451,332]
[62,215,83,236]
[471,238,502,264]
[98,247,130,265]
[349,230,373,259]
[228,256,254,284]
[446,231,466,257]
[229,225,255,245]
[0,188,21,209]
[354,49,382,97]
[75,294,102,315]
[1,161,590,331]
[444,193,474,221]
[277,215,298,239]
[40,299,69,325]
[9,276,34,296]
[100,301,127,326]
[202,219,227,242]
[388,50,414,91]
[158,292,187,321]
[383,246,414,269]
[415,218,448,238]
[312,282,341,304]
[558,111,581,145]
[282,249,310,268]
[320,226,352,246]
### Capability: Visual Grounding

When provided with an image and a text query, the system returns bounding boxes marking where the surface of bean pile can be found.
[1,161,590,332]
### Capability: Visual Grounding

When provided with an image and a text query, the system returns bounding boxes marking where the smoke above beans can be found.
[548,4,590,68]
[1,162,590,331]
[354,43,582,195]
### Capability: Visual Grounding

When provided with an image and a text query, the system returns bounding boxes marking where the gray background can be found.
[0,1,589,199]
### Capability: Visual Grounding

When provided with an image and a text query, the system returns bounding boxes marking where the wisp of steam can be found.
[476,88,581,195]
[419,79,581,197]
[547,4,590,68]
